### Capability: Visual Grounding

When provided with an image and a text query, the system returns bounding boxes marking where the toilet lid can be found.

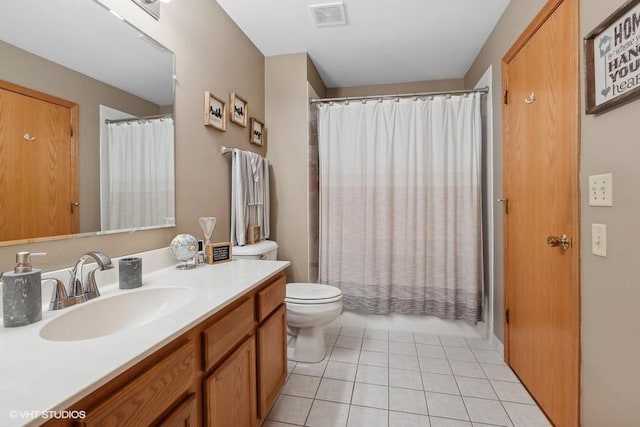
[286,283,342,303]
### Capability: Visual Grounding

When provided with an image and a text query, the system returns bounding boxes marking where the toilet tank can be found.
[232,240,278,260]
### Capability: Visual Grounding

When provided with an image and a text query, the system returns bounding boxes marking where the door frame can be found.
[501,0,581,421]
[0,80,80,235]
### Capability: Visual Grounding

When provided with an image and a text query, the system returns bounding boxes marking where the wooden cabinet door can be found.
[257,304,287,419]
[158,394,198,427]
[204,336,257,427]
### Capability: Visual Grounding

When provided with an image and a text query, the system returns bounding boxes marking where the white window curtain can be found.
[318,94,483,323]
[104,119,175,230]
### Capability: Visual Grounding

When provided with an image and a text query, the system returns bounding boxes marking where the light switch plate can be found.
[589,173,613,206]
[592,223,607,257]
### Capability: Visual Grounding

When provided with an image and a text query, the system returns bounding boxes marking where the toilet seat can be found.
[286,283,343,304]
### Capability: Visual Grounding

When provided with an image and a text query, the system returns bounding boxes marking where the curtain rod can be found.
[105,113,173,125]
[309,86,489,104]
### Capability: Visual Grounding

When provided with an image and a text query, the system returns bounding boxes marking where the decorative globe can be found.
[170,234,199,262]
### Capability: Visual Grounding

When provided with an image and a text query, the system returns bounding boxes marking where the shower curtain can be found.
[318,93,483,323]
[103,118,175,230]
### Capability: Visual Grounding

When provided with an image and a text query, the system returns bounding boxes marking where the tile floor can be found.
[265,324,551,427]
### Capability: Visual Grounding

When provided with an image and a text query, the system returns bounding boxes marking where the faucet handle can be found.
[45,278,76,311]
[84,268,102,300]
[67,269,88,304]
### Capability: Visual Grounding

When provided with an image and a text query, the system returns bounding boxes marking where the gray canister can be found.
[2,252,43,327]
[119,257,142,289]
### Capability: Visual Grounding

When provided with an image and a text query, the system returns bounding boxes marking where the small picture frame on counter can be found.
[205,242,232,264]
[230,92,248,127]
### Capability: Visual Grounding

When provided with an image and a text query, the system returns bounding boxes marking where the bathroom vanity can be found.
[0,252,289,427]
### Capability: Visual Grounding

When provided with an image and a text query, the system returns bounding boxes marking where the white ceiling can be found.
[0,0,174,106]
[216,0,510,88]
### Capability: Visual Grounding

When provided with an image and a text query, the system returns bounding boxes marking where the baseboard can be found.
[493,334,505,361]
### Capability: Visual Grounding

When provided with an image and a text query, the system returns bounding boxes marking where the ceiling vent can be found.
[309,2,348,27]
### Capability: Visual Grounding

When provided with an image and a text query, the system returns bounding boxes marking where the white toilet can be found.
[232,241,343,363]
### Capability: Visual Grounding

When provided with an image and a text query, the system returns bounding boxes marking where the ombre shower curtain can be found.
[317,93,483,323]
[103,118,175,230]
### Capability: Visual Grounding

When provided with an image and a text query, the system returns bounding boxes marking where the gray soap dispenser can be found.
[2,252,46,327]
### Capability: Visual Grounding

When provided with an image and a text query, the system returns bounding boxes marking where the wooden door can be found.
[0,81,78,241]
[502,0,580,426]
[257,304,287,419]
[159,394,198,427]
[204,336,257,427]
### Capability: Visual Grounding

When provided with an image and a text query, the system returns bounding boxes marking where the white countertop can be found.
[0,249,289,426]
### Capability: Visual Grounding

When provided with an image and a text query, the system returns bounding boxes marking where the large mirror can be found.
[0,0,175,244]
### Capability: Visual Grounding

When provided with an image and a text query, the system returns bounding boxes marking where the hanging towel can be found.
[230,149,270,246]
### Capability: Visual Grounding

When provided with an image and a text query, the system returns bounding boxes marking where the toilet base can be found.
[287,325,327,363]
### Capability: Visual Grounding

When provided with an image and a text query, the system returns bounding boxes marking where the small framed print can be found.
[250,118,264,146]
[230,92,248,127]
[204,92,226,131]
[247,225,261,244]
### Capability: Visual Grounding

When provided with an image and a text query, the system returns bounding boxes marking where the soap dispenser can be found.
[2,252,46,327]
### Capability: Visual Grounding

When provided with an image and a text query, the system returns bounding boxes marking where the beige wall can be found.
[265,54,310,282]
[0,0,265,273]
[465,0,548,343]
[580,1,640,424]
[0,40,161,233]
[307,57,327,98]
[327,78,465,98]
[466,0,640,423]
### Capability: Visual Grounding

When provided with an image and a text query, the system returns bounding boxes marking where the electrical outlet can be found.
[589,173,613,206]
[592,223,607,257]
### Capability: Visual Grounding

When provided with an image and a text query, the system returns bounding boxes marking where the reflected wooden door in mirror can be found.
[0,81,79,241]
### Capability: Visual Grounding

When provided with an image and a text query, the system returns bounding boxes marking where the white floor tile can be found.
[363,338,389,353]
[422,372,460,395]
[325,325,342,335]
[490,381,535,404]
[352,382,389,409]
[419,357,453,375]
[472,349,504,365]
[439,335,469,348]
[306,400,349,427]
[414,333,441,345]
[416,344,447,359]
[288,361,297,373]
[282,374,321,398]
[455,377,498,400]
[389,368,424,390]
[324,361,358,381]
[389,330,415,342]
[340,326,365,337]
[430,417,472,427]
[389,387,428,415]
[502,402,552,427]
[263,420,302,427]
[293,358,328,377]
[463,397,512,426]
[425,392,470,421]
[356,364,389,386]
[444,347,476,362]
[330,347,361,364]
[336,335,364,350]
[359,350,389,367]
[465,338,494,351]
[389,341,418,356]
[389,353,420,371]
[365,328,389,340]
[347,405,388,427]
[316,378,354,404]
[480,364,519,382]
[268,395,313,425]
[325,334,338,346]
[389,411,429,427]
[449,360,486,379]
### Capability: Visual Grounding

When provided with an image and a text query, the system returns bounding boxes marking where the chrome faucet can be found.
[66,252,113,304]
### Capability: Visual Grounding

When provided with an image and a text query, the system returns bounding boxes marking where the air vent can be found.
[309,2,348,27]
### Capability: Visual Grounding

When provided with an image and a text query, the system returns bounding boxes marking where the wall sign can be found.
[205,242,232,264]
[585,0,640,114]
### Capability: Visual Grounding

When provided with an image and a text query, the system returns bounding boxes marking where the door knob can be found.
[547,234,570,250]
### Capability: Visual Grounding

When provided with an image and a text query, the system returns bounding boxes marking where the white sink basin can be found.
[40,287,196,341]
